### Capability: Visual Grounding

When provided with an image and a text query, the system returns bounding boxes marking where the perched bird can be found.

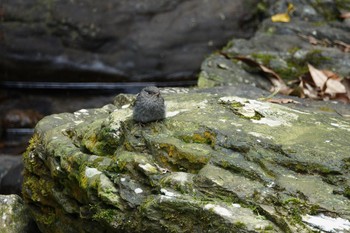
[133,86,166,123]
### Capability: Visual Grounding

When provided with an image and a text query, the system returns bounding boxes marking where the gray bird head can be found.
[133,86,166,123]
[141,86,161,97]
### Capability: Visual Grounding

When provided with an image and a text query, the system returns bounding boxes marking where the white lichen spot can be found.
[324,140,332,143]
[2,214,7,220]
[74,120,84,125]
[198,100,208,109]
[252,118,286,127]
[171,172,189,184]
[52,137,58,140]
[204,204,232,218]
[232,203,241,208]
[120,178,126,182]
[249,132,273,140]
[267,182,275,188]
[219,96,298,127]
[160,188,177,197]
[53,116,63,120]
[85,167,102,178]
[331,123,340,127]
[219,119,226,123]
[256,139,261,143]
[56,166,60,170]
[139,163,157,174]
[121,104,130,109]
[236,129,242,132]
[302,214,350,232]
[166,111,181,117]
[79,109,89,113]
[134,188,143,194]
[285,174,297,179]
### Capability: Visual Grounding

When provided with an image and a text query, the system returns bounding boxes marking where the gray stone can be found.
[198,0,350,89]
[1,0,260,83]
[22,87,350,233]
[0,155,23,195]
[0,194,38,233]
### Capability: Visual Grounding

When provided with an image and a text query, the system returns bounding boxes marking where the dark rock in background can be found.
[0,0,261,83]
[0,155,23,195]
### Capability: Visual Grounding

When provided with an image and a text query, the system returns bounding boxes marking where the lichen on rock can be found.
[22,89,350,233]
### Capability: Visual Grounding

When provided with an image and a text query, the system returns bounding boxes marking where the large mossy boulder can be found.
[22,88,350,233]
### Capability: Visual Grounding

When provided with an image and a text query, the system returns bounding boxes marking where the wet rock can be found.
[198,0,350,89]
[0,194,39,233]
[1,0,261,82]
[0,155,23,195]
[22,88,350,233]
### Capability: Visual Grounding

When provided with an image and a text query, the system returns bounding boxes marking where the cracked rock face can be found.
[23,90,350,233]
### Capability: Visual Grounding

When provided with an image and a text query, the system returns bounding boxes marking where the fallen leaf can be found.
[298,34,319,45]
[340,12,350,19]
[234,56,292,94]
[322,69,339,79]
[271,3,295,23]
[324,78,346,97]
[307,64,328,90]
[271,13,291,23]
[334,40,350,53]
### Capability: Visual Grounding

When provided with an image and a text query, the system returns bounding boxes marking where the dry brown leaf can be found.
[271,3,295,23]
[322,69,340,79]
[324,78,346,97]
[266,98,300,104]
[307,64,328,90]
[300,34,319,45]
[234,56,291,94]
[271,13,291,23]
[334,40,350,53]
[341,78,350,100]
[340,12,350,19]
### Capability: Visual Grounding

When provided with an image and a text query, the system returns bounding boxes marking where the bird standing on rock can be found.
[133,86,166,123]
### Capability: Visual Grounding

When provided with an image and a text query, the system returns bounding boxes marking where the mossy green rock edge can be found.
[22,91,350,233]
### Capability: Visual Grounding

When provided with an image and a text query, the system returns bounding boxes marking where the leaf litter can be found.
[230,55,350,104]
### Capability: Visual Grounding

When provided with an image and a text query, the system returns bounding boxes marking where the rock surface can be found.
[1,0,260,83]
[0,155,23,195]
[198,0,350,89]
[22,87,350,233]
[0,194,39,233]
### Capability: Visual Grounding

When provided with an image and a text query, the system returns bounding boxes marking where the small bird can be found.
[133,86,166,123]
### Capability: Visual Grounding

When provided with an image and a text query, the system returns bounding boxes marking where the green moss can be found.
[92,208,118,223]
[311,0,341,21]
[281,197,321,226]
[335,0,350,11]
[344,186,350,198]
[32,206,57,225]
[281,160,335,175]
[251,53,276,66]
[180,131,216,148]
[233,221,246,229]
[222,40,235,51]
